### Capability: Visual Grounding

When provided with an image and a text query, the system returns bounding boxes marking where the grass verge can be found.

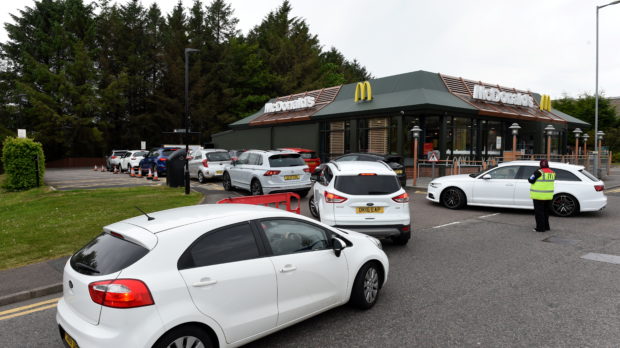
[0,184,201,270]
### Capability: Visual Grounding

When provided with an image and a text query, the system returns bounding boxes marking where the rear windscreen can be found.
[113,151,126,156]
[70,233,149,276]
[335,175,401,195]
[162,148,179,156]
[133,151,147,157]
[299,152,317,159]
[269,154,305,167]
[579,169,598,181]
[207,152,231,161]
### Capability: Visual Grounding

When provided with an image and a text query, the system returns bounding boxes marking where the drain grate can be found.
[542,236,580,245]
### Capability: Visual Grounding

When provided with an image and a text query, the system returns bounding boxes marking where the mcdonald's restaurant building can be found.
[213,70,588,174]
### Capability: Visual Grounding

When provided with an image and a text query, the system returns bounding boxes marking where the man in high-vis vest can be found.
[528,159,555,232]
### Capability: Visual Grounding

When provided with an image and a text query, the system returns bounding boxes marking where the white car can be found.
[426,160,607,216]
[106,149,129,171]
[56,204,388,348]
[309,161,411,245]
[189,149,232,183]
[222,149,312,197]
[120,150,147,172]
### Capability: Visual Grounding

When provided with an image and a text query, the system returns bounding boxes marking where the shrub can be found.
[1,137,45,190]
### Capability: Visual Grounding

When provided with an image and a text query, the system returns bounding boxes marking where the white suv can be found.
[309,161,411,245]
[222,150,312,197]
[189,149,232,183]
[120,150,147,172]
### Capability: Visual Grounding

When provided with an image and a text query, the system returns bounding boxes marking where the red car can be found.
[278,148,321,172]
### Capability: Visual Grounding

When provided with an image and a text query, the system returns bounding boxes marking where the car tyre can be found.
[251,179,263,196]
[441,187,466,209]
[551,193,579,217]
[350,262,381,310]
[222,172,232,191]
[153,325,213,348]
[198,171,206,184]
[298,189,309,198]
[309,195,320,219]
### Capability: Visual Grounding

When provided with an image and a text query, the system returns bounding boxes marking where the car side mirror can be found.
[310,175,317,183]
[332,237,346,257]
[482,174,492,180]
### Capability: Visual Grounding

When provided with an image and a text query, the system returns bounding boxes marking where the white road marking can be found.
[478,213,500,218]
[433,221,461,229]
[581,253,620,265]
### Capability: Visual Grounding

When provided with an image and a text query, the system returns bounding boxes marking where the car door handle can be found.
[192,277,217,287]
[505,184,514,186]
[280,265,297,273]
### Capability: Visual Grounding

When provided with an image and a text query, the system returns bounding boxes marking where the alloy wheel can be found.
[443,188,462,209]
[165,336,206,348]
[363,267,379,304]
[309,196,319,218]
[198,171,205,184]
[251,180,263,195]
[552,194,576,217]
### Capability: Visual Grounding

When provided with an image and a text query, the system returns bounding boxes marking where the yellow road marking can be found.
[0,298,59,321]
[414,190,426,194]
[606,187,620,193]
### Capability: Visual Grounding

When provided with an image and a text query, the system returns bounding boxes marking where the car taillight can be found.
[392,192,409,203]
[159,158,167,162]
[303,168,310,172]
[111,156,117,159]
[325,191,347,203]
[88,279,154,308]
[401,225,411,232]
[359,173,377,176]
[594,185,604,192]
[202,159,208,167]
[264,170,281,176]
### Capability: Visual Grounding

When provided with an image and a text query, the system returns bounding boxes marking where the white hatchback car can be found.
[120,150,147,172]
[309,161,411,245]
[56,204,388,348]
[189,149,232,183]
[223,150,312,197]
[426,160,607,216]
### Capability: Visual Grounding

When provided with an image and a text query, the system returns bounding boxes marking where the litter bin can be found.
[167,148,187,188]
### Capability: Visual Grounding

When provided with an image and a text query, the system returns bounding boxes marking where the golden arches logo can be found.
[539,94,552,111]
[354,81,372,102]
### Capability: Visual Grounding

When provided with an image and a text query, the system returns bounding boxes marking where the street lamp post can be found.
[573,128,582,164]
[594,0,620,177]
[582,133,590,169]
[509,123,521,160]
[410,125,422,187]
[184,48,199,195]
[597,131,605,172]
[544,125,555,162]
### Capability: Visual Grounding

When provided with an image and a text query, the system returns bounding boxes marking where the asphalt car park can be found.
[17,167,620,347]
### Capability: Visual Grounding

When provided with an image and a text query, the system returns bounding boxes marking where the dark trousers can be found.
[533,199,551,231]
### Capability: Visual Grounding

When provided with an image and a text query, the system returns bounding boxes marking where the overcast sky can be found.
[1,0,619,99]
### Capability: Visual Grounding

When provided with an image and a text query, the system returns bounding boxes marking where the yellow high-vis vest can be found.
[530,168,555,200]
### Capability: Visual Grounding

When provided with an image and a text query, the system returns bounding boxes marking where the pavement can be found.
[0,166,619,307]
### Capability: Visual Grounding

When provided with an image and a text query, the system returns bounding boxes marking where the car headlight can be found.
[429,182,442,188]
[366,236,382,250]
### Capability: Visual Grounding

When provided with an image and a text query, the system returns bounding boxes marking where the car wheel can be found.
[153,325,213,348]
[309,195,320,219]
[391,234,410,246]
[222,172,232,191]
[251,179,263,196]
[552,193,579,217]
[197,171,206,184]
[298,189,309,198]
[441,187,466,209]
[350,262,381,310]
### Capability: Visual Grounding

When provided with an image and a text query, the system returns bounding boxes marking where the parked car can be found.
[228,149,246,161]
[105,150,129,171]
[56,204,388,348]
[222,149,312,197]
[426,160,607,217]
[138,147,181,176]
[312,153,406,187]
[189,149,232,183]
[278,148,321,173]
[120,150,147,172]
[309,161,411,245]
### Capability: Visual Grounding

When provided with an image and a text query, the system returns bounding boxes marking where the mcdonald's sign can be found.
[539,94,552,111]
[354,81,372,102]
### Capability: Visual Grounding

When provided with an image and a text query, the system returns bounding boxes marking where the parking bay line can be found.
[581,253,620,265]
[431,213,501,229]
[0,297,59,321]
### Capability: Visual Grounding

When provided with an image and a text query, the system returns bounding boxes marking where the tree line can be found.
[0,0,371,161]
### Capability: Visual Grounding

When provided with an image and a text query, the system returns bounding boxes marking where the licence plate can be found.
[284,175,300,180]
[394,169,403,175]
[216,170,223,175]
[64,332,79,348]
[356,207,384,214]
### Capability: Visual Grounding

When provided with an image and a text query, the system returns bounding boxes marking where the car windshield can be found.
[269,154,305,167]
[207,152,231,161]
[299,152,317,159]
[335,175,400,195]
[70,233,149,276]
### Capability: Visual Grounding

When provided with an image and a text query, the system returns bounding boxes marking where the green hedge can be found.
[1,137,45,190]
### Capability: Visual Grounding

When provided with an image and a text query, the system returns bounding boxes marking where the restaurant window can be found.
[483,120,502,157]
[423,116,440,158]
[368,118,388,154]
[389,116,399,154]
[329,121,346,158]
[453,117,472,158]
[403,116,421,166]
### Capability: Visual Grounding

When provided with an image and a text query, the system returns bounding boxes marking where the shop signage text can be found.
[472,85,534,108]
[264,96,315,113]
